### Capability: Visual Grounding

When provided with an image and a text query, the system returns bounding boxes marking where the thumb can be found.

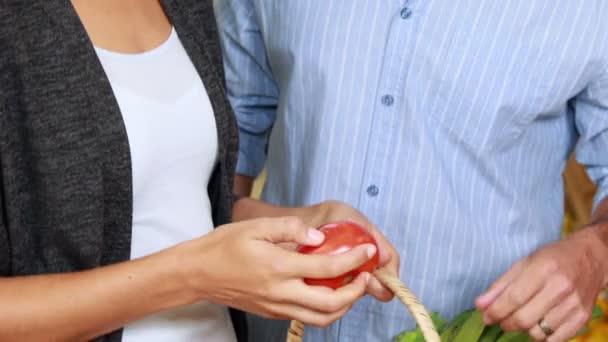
[367,226,392,267]
[338,271,370,299]
[253,217,326,246]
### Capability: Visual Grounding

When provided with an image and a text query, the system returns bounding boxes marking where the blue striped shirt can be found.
[214,1,608,341]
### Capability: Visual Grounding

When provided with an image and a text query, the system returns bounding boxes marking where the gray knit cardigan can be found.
[0,1,245,340]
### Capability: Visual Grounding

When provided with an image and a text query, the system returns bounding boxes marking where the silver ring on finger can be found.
[538,318,554,336]
[528,325,548,341]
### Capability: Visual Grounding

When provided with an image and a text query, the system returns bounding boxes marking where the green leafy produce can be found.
[495,332,533,342]
[452,310,485,342]
[431,312,447,334]
[393,330,421,342]
[440,310,474,341]
[479,325,502,342]
[591,305,604,320]
[393,312,447,342]
[393,305,604,342]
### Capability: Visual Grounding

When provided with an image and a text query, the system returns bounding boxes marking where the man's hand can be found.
[307,200,400,303]
[475,226,608,341]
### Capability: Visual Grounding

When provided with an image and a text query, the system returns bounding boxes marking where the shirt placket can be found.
[356,0,421,225]
[340,1,424,340]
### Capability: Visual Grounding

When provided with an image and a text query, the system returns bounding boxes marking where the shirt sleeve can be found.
[214,0,279,177]
[574,63,608,212]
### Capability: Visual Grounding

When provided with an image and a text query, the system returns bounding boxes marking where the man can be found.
[214,1,608,341]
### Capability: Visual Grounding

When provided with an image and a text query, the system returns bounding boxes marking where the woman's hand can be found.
[231,197,400,303]
[175,216,377,327]
[305,200,401,303]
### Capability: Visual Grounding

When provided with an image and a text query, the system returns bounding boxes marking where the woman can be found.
[0,1,398,341]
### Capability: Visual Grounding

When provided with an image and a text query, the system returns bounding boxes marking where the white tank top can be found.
[94,28,237,342]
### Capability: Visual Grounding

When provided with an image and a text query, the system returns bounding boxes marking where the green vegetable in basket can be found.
[478,325,502,342]
[452,310,485,342]
[495,332,533,342]
[430,312,447,333]
[393,330,422,342]
[393,304,604,341]
[440,309,474,341]
[393,312,447,342]
[591,304,604,320]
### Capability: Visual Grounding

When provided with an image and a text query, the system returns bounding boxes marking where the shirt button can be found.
[381,95,394,106]
[400,7,413,19]
[366,185,379,197]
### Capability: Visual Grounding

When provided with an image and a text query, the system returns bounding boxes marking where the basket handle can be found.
[286,268,440,342]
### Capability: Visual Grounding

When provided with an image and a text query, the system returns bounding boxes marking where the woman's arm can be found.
[0,248,196,341]
[0,218,375,342]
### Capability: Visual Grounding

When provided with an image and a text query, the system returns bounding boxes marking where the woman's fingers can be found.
[284,243,377,279]
[252,217,325,246]
[366,275,394,302]
[275,273,369,313]
[263,273,369,326]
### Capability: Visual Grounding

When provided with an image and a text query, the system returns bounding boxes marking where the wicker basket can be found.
[286,268,441,342]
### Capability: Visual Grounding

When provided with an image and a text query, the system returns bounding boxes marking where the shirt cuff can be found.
[594,181,608,212]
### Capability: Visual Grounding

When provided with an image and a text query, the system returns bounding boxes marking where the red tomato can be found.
[297,221,380,289]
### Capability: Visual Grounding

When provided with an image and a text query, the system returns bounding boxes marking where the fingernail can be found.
[367,245,377,258]
[474,297,485,310]
[307,228,324,243]
[477,288,498,306]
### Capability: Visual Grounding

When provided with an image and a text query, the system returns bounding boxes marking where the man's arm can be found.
[213,0,278,194]
[234,174,254,197]
[575,61,608,281]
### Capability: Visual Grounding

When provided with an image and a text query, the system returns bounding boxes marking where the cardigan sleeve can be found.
[0,93,9,276]
[0,95,9,277]
[0,21,12,276]
[0,169,8,276]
